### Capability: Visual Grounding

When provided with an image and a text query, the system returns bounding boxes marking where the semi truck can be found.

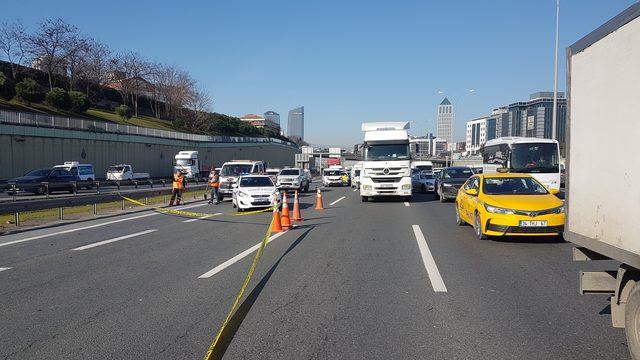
[359,122,412,202]
[565,3,640,358]
[173,151,202,179]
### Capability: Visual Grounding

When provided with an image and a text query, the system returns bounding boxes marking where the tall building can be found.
[263,111,280,127]
[465,116,487,155]
[437,98,454,145]
[486,107,509,141]
[497,92,567,145]
[287,106,304,140]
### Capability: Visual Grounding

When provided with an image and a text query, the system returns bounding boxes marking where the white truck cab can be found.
[218,160,266,198]
[359,122,412,202]
[411,161,434,175]
[174,151,200,179]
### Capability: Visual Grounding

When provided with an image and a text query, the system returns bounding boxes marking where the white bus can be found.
[481,137,561,191]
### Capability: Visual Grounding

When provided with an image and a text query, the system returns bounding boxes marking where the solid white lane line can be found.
[0,267,12,272]
[404,202,410,207]
[198,230,288,279]
[183,213,223,223]
[329,196,346,206]
[0,203,207,248]
[71,229,158,251]
[411,225,447,292]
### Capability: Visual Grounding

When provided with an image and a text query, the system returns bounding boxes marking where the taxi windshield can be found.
[240,177,273,187]
[483,177,548,195]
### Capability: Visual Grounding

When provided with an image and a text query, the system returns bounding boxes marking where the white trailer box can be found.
[566,3,640,358]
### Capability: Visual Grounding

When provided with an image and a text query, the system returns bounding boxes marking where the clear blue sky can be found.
[3,0,637,147]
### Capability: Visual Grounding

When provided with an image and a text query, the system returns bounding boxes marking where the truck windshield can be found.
[108,166,126,172]
[221,164,252,176]
[280,169,300,176]
[483,177,548,195]
[176,159,194,166]
[365,143,410,161]
[240,177,273,187]
[510,143,559,173]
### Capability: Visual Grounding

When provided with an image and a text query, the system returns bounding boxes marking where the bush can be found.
[69,91,90,112]
[14,78,41,105]
[115,104,131,120]
[45,87,72,110]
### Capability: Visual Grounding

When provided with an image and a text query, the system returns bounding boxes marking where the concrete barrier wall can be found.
[0,124,299,180]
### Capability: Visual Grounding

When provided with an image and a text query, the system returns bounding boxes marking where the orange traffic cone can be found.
[280,192,292,230]
[292,190,303,222]
[314,187,324,210]
[271,204,283,233]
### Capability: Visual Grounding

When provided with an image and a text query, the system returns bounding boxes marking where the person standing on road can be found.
[169,171,185,206]
[208,169,220,205]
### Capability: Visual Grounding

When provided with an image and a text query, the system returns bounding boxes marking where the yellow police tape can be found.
[120,196,275,218]
[120,194,279,359]
[203,218,275,360]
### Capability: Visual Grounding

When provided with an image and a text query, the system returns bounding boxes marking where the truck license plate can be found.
[519,220,547,227]
[379,183,394,188]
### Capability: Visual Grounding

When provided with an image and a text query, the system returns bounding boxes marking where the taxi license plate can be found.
[379,183,394,188]
[519,220,547,227]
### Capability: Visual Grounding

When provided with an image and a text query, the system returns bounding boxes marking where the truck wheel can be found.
[403,196,411,202]
[361,196,368,202]
[625,282,640,359]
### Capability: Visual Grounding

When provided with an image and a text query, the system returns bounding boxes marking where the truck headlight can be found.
[362,185,372,190]
[443,183,452,187]
[484,204,515,214]
[401,184,411,190]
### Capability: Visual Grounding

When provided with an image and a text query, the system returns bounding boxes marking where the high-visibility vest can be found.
[209,175,220,188]
[172,174,185,189]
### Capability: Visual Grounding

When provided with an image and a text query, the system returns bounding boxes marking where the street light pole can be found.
[552,0,560,140]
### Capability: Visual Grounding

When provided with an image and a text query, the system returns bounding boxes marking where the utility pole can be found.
[552,0,560,140]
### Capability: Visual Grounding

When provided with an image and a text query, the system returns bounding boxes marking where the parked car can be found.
[435,166,474,202]
[454,173,564,240]
[412,171,436,193]
[232,175,281,211]
[6,168,81,195]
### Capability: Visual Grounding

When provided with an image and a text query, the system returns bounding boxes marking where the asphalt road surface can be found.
[0,186,630,359]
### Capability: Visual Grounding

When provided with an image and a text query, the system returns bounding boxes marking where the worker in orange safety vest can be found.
[169,171,185,206]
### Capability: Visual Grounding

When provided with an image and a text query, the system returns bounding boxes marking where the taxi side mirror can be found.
[465,188,478,196]
[548,188,560,195]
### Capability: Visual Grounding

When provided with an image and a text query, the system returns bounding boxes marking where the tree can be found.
[27,18,81,90]
[183,85,212,132]
[69,91,90,112]
[63,35,91,91]
[113,51,153,117]
[45,87,71,109]
[14,78,41,105]
[0,72,5,87]
[0,20,28,80]
[115,104,131,120]
[152,63,194,121]
[82,39,113,98]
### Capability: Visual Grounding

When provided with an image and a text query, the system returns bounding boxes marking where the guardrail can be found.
[0,109,298,147]
[0,181,209,227]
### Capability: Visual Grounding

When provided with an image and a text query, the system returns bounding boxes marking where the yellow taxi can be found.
[455,173,564,240]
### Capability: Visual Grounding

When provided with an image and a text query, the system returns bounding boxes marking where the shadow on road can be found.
[210,226,316,359]
[491,234,565,244]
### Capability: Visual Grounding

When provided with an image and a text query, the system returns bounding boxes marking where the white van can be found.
[218,160,266,198]
[53,161,95,189]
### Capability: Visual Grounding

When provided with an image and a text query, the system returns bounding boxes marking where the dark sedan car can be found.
[435,166,474,202]
[6,168,80,195]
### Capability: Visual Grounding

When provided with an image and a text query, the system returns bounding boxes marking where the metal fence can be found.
[0,109,297,147]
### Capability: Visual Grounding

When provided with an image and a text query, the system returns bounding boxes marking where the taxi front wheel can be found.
[474,213,489,240]
[455,205,465,226]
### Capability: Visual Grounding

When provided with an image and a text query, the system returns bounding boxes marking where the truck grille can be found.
[367,168,404,176]
[372,177,402,183]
